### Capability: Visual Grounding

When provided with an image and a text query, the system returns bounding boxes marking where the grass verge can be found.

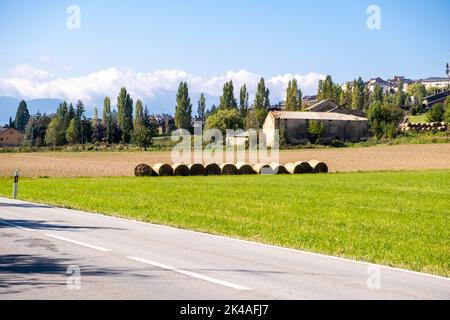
[1,171,449,276]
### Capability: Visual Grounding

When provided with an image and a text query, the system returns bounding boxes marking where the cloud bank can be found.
[0,65,325,113]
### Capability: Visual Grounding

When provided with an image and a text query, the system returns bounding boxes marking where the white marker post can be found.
[13,169,19,199]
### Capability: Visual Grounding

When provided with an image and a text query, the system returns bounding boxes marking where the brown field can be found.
[1,143,450,177]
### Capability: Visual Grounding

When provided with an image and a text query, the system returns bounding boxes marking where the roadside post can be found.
[13,169,19,199]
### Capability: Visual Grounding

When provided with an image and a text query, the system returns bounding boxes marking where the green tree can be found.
[239,84,249,117]
[219,80,237,110]
[14,100,30,131]
[45,102,70,145]
[197,93,206,121]
[102,97,113,143]
[134,99,144,127]
[395,82,405,107]
[23,111,51,146]
[408,83,427,107]
[68,103,75,122]
[284,79,302,111]
[117,87,133,143]
[92,107,99,127]
[307,120,325,144]
[351,77,365,110]
[206,108,243,135]
[174,81,192,129]
[367,102,403,139]
[253,77,270,127]
[132,122,153,150]
[339,82,352,107]
[317,75,339,103]
[427,104,445,122]
[371,84,384,104]
[66,118,79,144]
[443,106,450,123]
[75,100,86,144]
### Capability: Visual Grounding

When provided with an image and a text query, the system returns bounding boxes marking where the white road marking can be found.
[127,256,251,291]
[45,234,112,252]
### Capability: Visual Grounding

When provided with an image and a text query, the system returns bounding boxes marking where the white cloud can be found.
[9,64,51,81]
[0,65,325,112]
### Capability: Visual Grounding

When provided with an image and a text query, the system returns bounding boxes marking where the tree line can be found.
[8,75,449,148]
[14,87,157,149]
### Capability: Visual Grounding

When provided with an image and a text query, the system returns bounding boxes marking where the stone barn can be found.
[263,111,369,147]
[0,127,24,147]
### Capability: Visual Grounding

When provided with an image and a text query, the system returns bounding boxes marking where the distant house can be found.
[156,118,175,135]
[263,111,369,147]
[0,127,24,147]
[366,77,390,93]
[422,90,449,109]
[421,77,450,89]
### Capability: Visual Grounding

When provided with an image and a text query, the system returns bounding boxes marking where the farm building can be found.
[0,127,24,147]
[263,111,369,147]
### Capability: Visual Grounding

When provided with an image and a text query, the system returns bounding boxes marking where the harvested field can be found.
[1,143,450,177]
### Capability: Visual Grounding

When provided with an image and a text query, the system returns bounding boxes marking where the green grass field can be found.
[1,171,449,276]
[407,114,429,123]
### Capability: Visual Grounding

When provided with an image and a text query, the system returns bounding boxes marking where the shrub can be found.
[307,120,325,144]
[427,104,445,123]
[367,102,403,139]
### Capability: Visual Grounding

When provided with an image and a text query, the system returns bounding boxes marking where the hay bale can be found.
[172,163,190,176]
[309,160,328,173]
[134,163,153,177]
[285,163,305,174]
[188,163,205,176]
[152,163,173,176]
[253,163,273,175]
[294,161,313,173]
[220,163,239,175]
[269,162,289,174]
[236,162,256,175]
[204,163,221,176]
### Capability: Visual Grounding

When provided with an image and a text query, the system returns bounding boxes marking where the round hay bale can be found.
[236,162,256,175]
[204,163,221,176]
[220,163,239,175]
[269,162,289,174]
[253,163,274,175]
[188,163,205,176]
[309,160,328,174]
[295,161,313,173]
[152,163,173,176]
[134,163,153,177]
[172,163,190,176]
[285,163,305,174]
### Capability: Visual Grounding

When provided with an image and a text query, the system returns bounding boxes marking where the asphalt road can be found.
[0,197,449,300]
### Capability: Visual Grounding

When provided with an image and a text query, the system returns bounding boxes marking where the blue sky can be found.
[0,0,449,114]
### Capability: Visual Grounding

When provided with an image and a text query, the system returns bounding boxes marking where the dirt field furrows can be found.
[1,144,450,177]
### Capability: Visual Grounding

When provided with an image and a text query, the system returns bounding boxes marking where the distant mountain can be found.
[0,97,63,125]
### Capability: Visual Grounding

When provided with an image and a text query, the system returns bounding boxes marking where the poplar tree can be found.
[219,80,237,110]
[174,81,192,129]
[197,93,206,121]
[117,87,133,143]
[239,84,249,117]
[254,78,270,127]
[285,79,302,111]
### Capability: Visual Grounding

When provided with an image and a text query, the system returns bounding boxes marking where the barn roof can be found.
[270,111,368,122]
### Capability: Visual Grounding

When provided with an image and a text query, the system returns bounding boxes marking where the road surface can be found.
[0,197,449,299]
